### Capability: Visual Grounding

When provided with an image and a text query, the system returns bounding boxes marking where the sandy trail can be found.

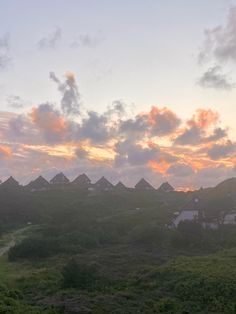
[0,227,30,257]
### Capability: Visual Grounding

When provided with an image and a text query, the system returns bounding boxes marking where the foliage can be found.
[62,258,98,289]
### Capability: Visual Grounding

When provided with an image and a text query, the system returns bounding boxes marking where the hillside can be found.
[0,178,235,313]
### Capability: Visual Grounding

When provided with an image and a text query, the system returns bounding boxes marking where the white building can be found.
[172,210,199,227]
[223,212,236,225]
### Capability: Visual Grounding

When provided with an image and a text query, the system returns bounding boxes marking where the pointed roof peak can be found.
[26,176,50,190]
[115,181,127,190]
[135,178,154,190]
[1,176,19,187]
[72,173,91,186]
[157,181,174,192]
[94,176,114,189]
[50,172,70,184]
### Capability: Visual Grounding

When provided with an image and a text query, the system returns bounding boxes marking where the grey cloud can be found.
[119,115,148,139]
[174,126,202,145]
[127,145,158,166]
[70,33,104,49]
[167,163,194,177]
[205,127,227,142]
[174,125,227,146]
[3,114,38,145]
[38,27,62,49]
[7,95,24,109]
[207,141,236,160]
[105,100,127,119]
[0,54,11,70]
[199,6,236,64]
[50,71,81,116]
[0,33,10,51]
[198,65,235,90]
[0,33,11,70]
[75,147,89,160]
[150,108,181,136]
[115,140,160,167]
[78,111,110,143]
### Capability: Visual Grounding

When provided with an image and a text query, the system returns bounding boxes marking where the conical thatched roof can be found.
[157,182,174,193]
[94,176,113,190]
[72,173,91,187]
[26,176,50,190]
[115,181,127,191]
[1,176,19,188]
[135,178,154,190]
[50,172,70,184]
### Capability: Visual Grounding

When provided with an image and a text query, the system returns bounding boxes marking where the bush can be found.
[62,258,98,289]
[8,236,61,261]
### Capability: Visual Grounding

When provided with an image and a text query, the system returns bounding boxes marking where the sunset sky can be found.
[0,0,236,189]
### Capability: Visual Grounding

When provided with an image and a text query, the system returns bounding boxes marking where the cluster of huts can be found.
[0,172,175,193]
[1,174,235,226]
[171,197,236,228]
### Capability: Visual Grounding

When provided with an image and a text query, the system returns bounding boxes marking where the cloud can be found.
[29,103,67,143]
[70,33,104,49]
[199,6,236,64]
[198,65,235,90]
[50,71,81,116]
[0,33,10,50]
[189,108,219,129]
[119,106,180,140]
[167,163,194,177]
[75,147,89,160]
[0,145,12,159]
[37,27,61,49]
[0,33,11,70]
[78,111,110,144]
[7,95,25,109]
[174,109,225,145]
[207,141,236,160]
[119,114,148,139]
[147,106,181,136]
[0,55,11,70]
[1,68,235,189]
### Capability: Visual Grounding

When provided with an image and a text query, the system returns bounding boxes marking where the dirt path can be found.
[0,226,30,257]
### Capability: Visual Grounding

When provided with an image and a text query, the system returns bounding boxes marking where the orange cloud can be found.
[148,159,171,175]
[148,106,179,126]
[188,109,219,129]
[29,106,66,133]
[0,145,12,159]
[65,71,76,82]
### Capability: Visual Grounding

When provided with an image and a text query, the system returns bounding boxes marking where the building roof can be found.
[1,176,19,188]
[135,178,155,190]
[94,176,113,189]
[50,172,70,184]
[115,181,127,190]
[72,173,91,186]
[157,182,174,193]
[26,176,50,190]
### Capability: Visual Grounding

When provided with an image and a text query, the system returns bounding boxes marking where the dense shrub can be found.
[62,258,98,289]
[8,236,61,260]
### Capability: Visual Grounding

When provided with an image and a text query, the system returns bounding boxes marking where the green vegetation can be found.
[0,184,235,313]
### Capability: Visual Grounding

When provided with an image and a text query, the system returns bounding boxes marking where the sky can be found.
[0,0,236,189]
